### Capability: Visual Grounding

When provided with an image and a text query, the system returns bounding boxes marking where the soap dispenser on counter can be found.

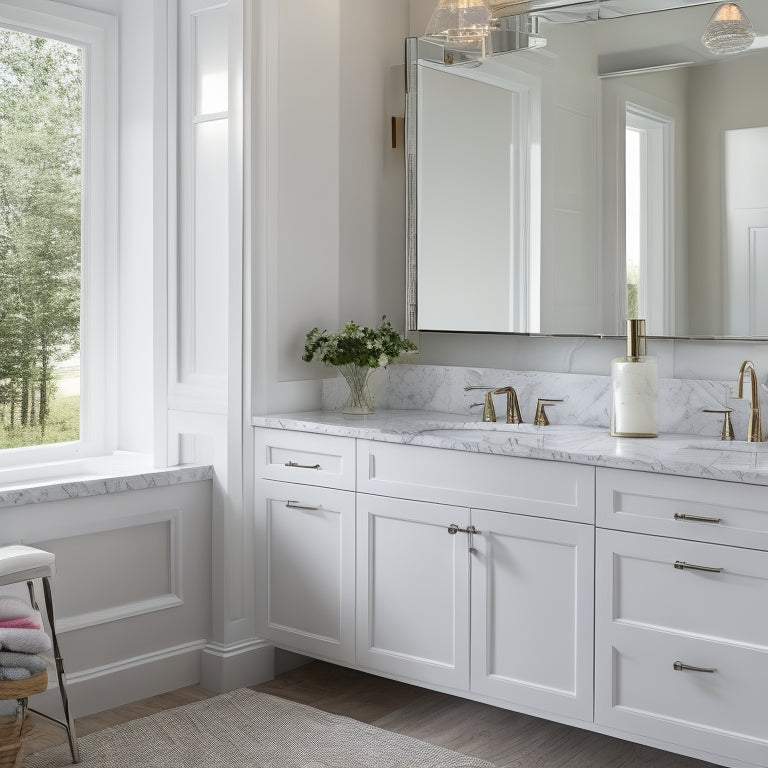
[611,318,658,437]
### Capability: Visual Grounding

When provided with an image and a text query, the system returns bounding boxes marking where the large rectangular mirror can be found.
[406,0,768,338]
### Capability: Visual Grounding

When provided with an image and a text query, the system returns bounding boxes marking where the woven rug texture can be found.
[23,688,496,768]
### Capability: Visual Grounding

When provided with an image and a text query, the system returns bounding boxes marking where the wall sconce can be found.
[702,2,755,54]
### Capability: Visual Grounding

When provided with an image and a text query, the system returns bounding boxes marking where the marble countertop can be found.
[253,410,768,486]
[0,456,213,509]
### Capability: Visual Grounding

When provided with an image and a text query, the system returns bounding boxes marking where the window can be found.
[0,28,82,450]
[0,2,115,468]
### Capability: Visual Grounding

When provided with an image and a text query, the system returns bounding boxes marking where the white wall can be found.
[251,0,410,415]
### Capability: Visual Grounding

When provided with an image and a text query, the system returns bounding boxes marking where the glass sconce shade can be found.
[702,3,755,55]
[425,0,492,50]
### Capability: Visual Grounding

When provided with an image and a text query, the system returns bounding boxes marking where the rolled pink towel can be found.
[0,628,52,654]
[0,596,36,621]
[0,616,42,630]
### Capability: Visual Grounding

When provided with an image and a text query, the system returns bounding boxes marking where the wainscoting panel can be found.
[34,510,183,633]
[0,481,213,717]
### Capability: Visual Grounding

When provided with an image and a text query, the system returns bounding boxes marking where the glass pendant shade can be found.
[702,3,755,55]
[425,0,492,50]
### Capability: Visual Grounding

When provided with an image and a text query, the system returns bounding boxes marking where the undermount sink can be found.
[686,439,768,453]
[417,428,544,448]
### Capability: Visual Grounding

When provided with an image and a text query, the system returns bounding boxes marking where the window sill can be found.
[0,454,213,509]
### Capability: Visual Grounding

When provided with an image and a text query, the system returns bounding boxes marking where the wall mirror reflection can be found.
[406,0,768,338]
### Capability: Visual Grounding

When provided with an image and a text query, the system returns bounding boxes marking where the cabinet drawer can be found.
[254,429,355,491]
[595,623,768,767]
[597,529,768,649]
[597,467,768,550]
[358,441,594,523]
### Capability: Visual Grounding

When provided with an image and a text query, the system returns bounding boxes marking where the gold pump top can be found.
[626,318,647,360]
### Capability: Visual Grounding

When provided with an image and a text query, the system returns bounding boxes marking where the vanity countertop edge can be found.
[252,410,768,487]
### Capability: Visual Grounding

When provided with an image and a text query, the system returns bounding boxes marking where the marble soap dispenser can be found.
[611,319,658,437]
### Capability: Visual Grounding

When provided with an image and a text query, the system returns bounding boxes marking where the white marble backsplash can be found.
[320,363,762,439]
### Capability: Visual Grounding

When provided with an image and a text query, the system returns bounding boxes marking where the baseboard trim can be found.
[35,639,208,719]
[200,638,275,692]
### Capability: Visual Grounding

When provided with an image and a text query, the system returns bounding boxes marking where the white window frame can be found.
[0,0,117,469]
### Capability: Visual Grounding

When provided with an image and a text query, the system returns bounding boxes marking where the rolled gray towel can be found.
[0,628,52,654]
[0,651,47,675]
[0,666,32,680]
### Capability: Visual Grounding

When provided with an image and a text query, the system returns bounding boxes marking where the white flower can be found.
[378,353,388,368]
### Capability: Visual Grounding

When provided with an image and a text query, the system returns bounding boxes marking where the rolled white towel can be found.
[0,651,48,675]
[0,628,52,654]
[0,596,36,621]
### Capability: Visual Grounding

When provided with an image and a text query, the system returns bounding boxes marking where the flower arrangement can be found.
[302,316,417,369]
[302,317,417,414]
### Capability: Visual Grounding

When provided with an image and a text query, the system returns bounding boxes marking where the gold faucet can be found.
[736,361,764,442]
[483,387,523,424]
[533,398,563,426]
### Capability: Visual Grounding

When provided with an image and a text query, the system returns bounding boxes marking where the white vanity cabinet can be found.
[356,441,595,722]
[595,468,768,768]
[254,430,356,663]
[252,423,768,768]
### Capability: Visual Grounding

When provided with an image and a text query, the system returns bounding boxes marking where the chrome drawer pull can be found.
[285,461,322,470]
[674,661,717,674]
[674,560,723,573]
[286,501,321,511]
[674,513,722,524]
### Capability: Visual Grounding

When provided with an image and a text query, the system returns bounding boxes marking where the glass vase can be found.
[339,364,375,415]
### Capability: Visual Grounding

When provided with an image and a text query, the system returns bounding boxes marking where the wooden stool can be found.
[0,545,79,763]
[0,671,48,768]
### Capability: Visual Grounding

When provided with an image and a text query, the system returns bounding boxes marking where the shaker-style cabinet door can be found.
[356,493,470,691]
[470,508,594,722]
[255,479,355,663]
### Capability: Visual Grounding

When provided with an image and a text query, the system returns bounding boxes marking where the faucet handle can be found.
[482,390,497,423]
[533,398,563,426]
[702,408,735,441]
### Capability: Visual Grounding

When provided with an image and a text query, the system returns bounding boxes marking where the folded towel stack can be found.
[0,596,50,682]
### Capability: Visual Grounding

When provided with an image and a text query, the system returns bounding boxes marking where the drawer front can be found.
[358,441,595,523]
[596,529,768,767]
[597,529,768,650]
[595,623,768,767]
[254,429,355,491]
[597,467,768,550]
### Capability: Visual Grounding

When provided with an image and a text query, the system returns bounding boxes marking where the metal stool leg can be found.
[25,578,81,763]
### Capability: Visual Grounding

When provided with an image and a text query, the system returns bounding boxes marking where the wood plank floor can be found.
[21,660,718,767]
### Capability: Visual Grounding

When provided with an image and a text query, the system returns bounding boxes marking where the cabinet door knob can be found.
[447,524,481,535]
[673,661,717,673]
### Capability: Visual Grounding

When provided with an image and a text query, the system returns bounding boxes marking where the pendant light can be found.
[702,3,755,55]
[425,0,492,51]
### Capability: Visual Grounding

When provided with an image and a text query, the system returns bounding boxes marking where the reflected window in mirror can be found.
[625,103,674,336]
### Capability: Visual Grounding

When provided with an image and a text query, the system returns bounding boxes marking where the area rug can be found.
[23,688,496,768]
